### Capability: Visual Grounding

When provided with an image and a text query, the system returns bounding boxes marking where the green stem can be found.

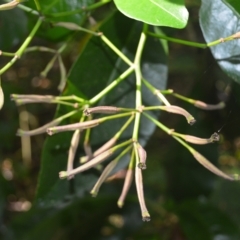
[147,31,240,49]
[0,51,15,57]
[172,93,195,104]
[17,4,39,16]
[172,135,194,153]
[101,112,133,123]
[89,66,134,104]
[143,112,171,134]
[25,46,57,54]
[147,31,207,48]
[143,106,165,111]
[160,89,174,94]
[33,0,41,11]
[57,109,80,122]
[115,114,135,139]
[114,139,133,150]
[40,54,58,77]
[129,148,135,169]
[100,35,133,66]
[55,95,85,103]
[52,100,78,108]
[17,18,43,57]
[132,24,147,141]
[0,18,43,75]
[142,78,170,106]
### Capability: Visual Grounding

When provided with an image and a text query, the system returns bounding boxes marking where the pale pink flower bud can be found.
[0,0,20,11]
[117,169,133,208]
[17,119,61,136]
[135,167,150,222]
[183,132,219,145]
[192,151,234,180]
[0,84,4,110]
[83,106,119,116]
[160,105,196,125]
[59,149,113,179]
[47,119,100,135]
[194,101,225,110]
[67,130,81,180]
[137,143,147,170]
[90,159,118,197]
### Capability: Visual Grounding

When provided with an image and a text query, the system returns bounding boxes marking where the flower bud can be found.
[80,137,117,163]
[11,94,55,105]
[233,32,240,39]
[83,141,93,159]
[135,167,150,222]
[90,159,118,197]
[83,106,119,116]
[0,0,20,11]
[182,132,219,145]
[67,130,81,180]
[0,84,4,110]
[17,118,61,136]
[160,105,196,125]
[47,119,100,135]
[192,151,234,180]
[59,149,113,179]
[194,101,225,110]
[137,143,147,170]
[117,168,133,208]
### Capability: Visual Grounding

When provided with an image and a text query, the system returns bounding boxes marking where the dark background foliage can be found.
[1,0,240,239]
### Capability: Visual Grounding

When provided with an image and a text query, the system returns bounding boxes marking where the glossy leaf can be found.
[113,0,189,28]
[200,0,240,83]
[222,0,240,17]
[36,12,168,205]
[25,0,95,40]
[0,7,28,49]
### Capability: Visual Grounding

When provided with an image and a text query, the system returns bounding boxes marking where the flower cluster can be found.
[11,82,239,221]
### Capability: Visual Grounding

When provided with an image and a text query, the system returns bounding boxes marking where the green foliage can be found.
[200,0,240,83]
[113,0,189,28]
[0,7,28,49]
[222,0,240,16]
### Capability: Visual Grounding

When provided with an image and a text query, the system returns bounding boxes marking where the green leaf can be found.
[222,0,240,17]
[25,0,95,40]
[0,7,28,49]
[200,0,240,83]
[36,11,168,206]
[113,0,189,28]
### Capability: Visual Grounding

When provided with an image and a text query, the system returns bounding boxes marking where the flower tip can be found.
[188,118,196,125]
[117,201,124,208]
[211,132,220,142]
[233,174,240,180]
[138,163,146,170]
[59,171,68,179]
[90,190,98,197]
[142,216,151,222]
[16,129,23,136]
[46,128,54,136]
[74,103,79,108]
[219,102,225,108]
[80,156,88,163]
[233,32,240,39]
[83,108,90,116]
